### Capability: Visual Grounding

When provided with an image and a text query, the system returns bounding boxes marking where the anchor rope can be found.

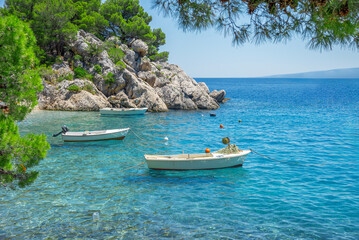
[130,129,146,141]
[119,162,146,172]
[250,149,301,165]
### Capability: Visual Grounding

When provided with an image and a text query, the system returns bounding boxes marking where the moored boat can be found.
[53,126,130,142]
[100,107,147,115]
[144,149,251,170]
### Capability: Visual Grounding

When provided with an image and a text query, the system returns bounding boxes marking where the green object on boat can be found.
[215,144,240,154]
[222,137,230,145]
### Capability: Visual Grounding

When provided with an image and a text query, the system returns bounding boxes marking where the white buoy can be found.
[93,212,100,222]
[164,136,169,141]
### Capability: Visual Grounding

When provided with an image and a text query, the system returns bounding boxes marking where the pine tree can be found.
[154,0,359,50]
[0,15,50,188]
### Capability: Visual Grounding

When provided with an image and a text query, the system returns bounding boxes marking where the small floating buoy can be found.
[210,113,216,117]
[164,136,169,141]
[205,148,210,153]
[238,119,242,123]
[93,212,100,222]
[220,124,223,128]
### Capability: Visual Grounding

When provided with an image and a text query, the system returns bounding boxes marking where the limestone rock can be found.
[155,84,197,110]
[124,69,168,112]
[137,71,156,87]
[38,79,110,111]
[39,30,226,112]
[139,57,152,71]
[92,72,126,97]
[198,82,210,94]
[153,62,219,110]
[131,39,148,57]
[210,90,226,103]
[121,45,138,70]
[108,91,137,108]
[107,36,121,45]
[52,62,73,78]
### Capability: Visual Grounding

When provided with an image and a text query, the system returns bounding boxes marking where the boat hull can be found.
[100,108,147,115]
[144,150,251,170]
[62,128,129,142]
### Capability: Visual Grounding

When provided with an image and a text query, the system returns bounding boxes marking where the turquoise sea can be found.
[1,78,359,239]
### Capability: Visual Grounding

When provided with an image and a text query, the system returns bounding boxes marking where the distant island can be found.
[266,68,359,78]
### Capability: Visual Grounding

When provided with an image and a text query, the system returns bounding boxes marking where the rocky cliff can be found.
[37,30,226,112]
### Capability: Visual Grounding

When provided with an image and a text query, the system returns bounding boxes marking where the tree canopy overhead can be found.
[2,0,169,61]
[154,0,359,50]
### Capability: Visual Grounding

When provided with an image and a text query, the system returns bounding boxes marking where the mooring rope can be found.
[119,162,146,172]
[250,149,301,165]
[130,129,146,141]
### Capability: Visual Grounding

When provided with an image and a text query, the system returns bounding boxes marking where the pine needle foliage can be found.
[0,16,50,188]
[154,0,359,50]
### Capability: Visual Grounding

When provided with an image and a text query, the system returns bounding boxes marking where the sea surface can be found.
[1,78,358,239]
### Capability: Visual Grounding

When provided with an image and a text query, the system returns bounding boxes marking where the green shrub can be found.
[55,56,63,63]
[150,52,169,62]
[108,47,125,63]
[74,67,87,78]
[156,64,162,70]
[83,84,95,94]
[94,65,102,74]
[116,60,126,70]
[105,72,115,84]
[73,55,82,61]
[67,85,81,92]
[87,42,104,56]
[38,65,54,82]
[57,73,74,82]
[103,41,115,50]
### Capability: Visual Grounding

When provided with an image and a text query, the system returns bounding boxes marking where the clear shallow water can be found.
[1,78,359,239]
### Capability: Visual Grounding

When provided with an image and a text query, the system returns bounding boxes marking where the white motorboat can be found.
[53,126,130,142]
[100,107,147,115]
[144,150,251,170]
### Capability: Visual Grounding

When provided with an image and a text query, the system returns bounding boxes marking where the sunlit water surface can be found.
[1,78,358,239]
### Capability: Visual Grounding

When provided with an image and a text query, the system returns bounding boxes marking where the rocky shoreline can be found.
[38,30,226,112]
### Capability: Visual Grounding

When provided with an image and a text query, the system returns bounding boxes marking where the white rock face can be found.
[38,79,111,111]
[124,70,168,112]
[38,30,226,112]
[131,39,148,57]
[153,62,219,110]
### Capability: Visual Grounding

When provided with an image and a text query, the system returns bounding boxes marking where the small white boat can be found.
[100,107,147,115]
[144,150,251,170]
[61,128,130,142]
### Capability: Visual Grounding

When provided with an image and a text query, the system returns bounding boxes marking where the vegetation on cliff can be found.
[1,0,169,63]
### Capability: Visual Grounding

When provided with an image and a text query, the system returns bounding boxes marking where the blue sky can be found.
[139,1,359,78]
[1,0,357,78]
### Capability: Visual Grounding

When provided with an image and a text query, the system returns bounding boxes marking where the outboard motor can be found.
[53,125,69,137]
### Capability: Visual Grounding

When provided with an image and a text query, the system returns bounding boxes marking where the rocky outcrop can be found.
[210,90,226,103]
[38,30,226,112]
[124,69,168,112]
[152,62,219,110]
[38,77,110,111]
[130,39,148,57]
